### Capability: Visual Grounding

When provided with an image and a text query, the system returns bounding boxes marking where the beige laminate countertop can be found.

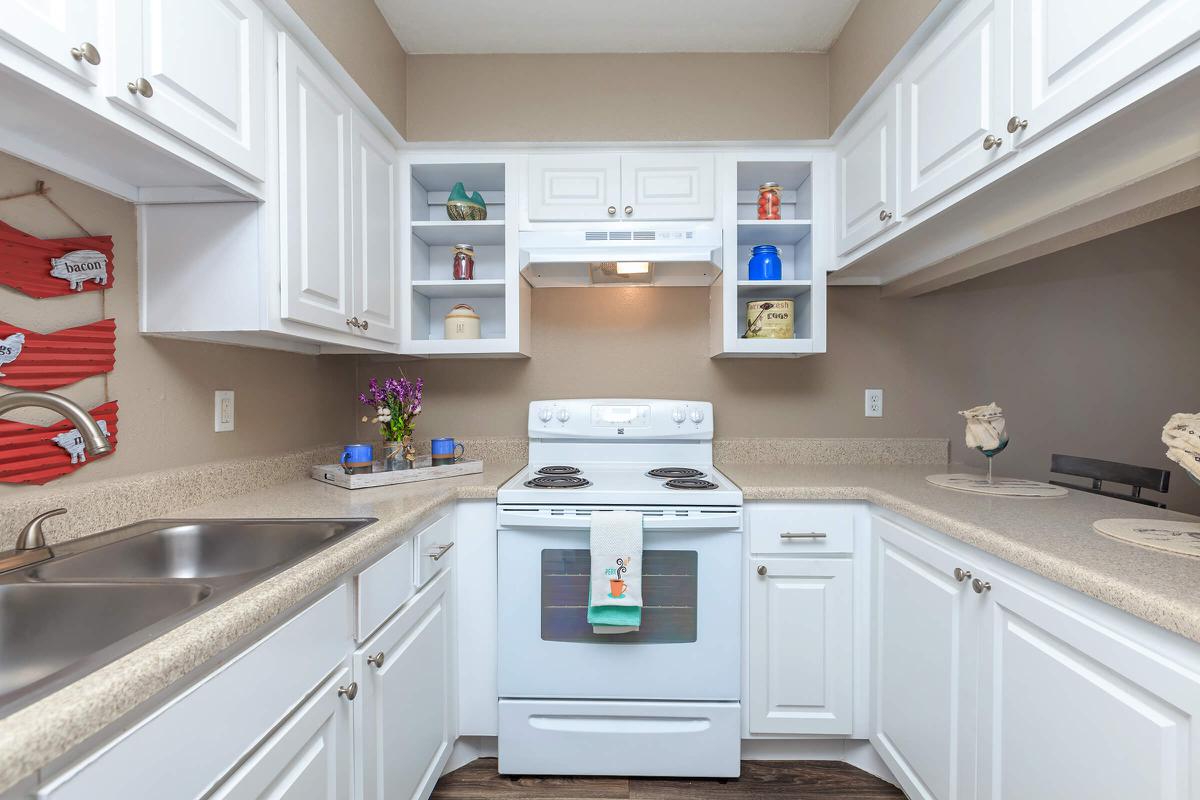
[4,459,1200,793]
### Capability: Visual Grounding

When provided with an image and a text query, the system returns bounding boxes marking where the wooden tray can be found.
[311,457,483,489]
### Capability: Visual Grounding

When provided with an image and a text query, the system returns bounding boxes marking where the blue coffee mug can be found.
[340,443,373,469]
[431,437,465,465]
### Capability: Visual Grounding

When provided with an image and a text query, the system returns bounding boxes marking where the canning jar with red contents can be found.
[452,244,475,280]
[757,182,782,220]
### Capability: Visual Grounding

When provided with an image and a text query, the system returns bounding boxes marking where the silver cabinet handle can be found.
[1007,115,1028,134]
[338,682,358,700]
[983,134,1003,151]
[70,42,100,65]
[367,651,385,668]
[359,319,369,331]
[878,209,893,222]
[127,77,153,98]
[346,316,361,329]
[972,578,992,594]
[953,567,972,583]
[779,532,827,540]
[756,564,767,576]
[427,542,454,561]
[624,205,633,215]
[607,206,617,215]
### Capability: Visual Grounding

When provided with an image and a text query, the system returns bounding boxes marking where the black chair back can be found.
[1049,454,1171,508]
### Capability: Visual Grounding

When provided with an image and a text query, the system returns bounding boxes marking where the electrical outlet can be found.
[865,388,883,418]
[215,390,235,432]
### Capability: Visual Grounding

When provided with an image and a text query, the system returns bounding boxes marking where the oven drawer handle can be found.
[499,510,741,530]
[779,531,827,540]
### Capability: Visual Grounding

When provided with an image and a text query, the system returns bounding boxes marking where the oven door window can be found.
[540,549,698,643]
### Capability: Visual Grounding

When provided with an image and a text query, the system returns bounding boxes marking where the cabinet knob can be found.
[70,42,100,65]
[346,316,361,329]
[878,209,893,222]
[1006,115,1029,134]
[367,651,385,668]
[127,78,154,98]
[624,205,633,215]
[756,564,767,576]
[982,134,1003,151]
[359,319,369,331]
[338,682,359,700]
[953,567,972,582]
[972,578,992,594]
[607,206,617,215]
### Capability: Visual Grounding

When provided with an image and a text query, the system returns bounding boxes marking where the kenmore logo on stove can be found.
[617,428,625,435]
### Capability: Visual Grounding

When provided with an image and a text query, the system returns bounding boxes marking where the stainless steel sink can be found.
[0,517,375,717]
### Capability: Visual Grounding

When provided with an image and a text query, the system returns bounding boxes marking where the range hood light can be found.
[615,261,651,275]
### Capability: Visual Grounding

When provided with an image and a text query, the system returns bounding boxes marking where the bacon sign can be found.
[0,401,118,484]
[0,220,115,298]
[0,319,116,391]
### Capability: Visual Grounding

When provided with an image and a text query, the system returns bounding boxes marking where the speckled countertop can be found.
[4,459,1200,794]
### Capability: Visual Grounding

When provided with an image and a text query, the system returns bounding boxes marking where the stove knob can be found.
[671,408,686,424]
[556,408,570,422]
[689,408,705,424]
[537,407,553,423]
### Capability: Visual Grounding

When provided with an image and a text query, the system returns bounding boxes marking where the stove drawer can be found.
[749,505,855,554]
[499,699,740,777]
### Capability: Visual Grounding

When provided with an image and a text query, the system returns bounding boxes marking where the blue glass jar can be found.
[747,244,782,281]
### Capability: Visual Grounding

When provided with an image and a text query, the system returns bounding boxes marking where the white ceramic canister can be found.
[744,298,794,339]
[444,303,481,339]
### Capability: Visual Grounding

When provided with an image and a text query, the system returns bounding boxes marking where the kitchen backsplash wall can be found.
[0,153,356,494]
[366,207,1200,513]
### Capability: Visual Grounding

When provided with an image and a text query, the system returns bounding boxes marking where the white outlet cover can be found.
[215,390,235,432]
[865,389,883,418]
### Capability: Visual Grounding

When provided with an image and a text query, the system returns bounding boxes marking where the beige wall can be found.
[0,153,355,494]
[828,0,938,131]
[405,53,828,142]
[287,0,408,136]
[363,208,1200,513]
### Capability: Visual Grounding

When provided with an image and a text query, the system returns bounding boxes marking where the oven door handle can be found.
[498,509,742,531]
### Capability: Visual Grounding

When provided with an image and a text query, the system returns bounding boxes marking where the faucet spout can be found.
[0,391,113,456]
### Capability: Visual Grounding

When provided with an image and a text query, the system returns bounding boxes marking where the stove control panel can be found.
[528,399,713,439]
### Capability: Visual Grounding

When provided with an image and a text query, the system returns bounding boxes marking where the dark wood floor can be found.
[431,759,905,799]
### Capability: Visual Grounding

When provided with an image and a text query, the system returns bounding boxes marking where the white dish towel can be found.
[589,510,643,634]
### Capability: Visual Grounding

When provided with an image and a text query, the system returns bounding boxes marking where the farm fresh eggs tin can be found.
[744,299,794,339]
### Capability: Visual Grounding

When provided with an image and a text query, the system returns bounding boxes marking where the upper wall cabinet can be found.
[110,0,266,181]
[899,0,1012,214]
[836,86,900,255]
[1010,0,1200,146]
[0,0,103,86]
[526,153,715,222]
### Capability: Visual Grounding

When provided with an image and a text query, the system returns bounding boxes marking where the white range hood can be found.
[519,226,722,287]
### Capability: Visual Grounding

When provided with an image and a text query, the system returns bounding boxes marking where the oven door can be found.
[497,507,741,702]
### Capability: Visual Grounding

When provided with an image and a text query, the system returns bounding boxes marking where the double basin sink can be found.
[0,518,375,716]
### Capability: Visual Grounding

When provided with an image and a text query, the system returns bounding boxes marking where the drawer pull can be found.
[367,651,385,668]
[779,532,827,540]
[427,542,454,561]
[338,682,358,701]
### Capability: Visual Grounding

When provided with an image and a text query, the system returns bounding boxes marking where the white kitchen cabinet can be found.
[1010,0,1200,146]
[836,86,900,255]
[899,0,1012,214]
[279,33,355,336]
[110,0,265,180]
[747,557,853,735]
[0,0,103,86]
[210,664,355,800]
[526,153,714,222]
[351,110,400,344]
[356,567,456,800]
[456,501,499,737]
[871,515,979,800]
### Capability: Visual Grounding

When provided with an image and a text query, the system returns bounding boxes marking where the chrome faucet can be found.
[0,390,113,457]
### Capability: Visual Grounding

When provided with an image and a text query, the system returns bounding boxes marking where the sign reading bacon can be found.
[0,319,116,390]
[0,401,118,484]
[0,220,115,298]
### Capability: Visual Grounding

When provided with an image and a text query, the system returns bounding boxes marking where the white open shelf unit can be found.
[401,156,529,357]
[711,152,830,357]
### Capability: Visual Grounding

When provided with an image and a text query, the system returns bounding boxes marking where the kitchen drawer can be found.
[40,585,352,800]
[414,510,455,588]
[749,505,855,554]
[356,537,414,641]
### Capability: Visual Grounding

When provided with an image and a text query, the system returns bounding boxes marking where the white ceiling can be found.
[375,0,862,55]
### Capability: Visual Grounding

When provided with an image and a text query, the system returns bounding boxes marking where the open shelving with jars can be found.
[401,155,530,357]
[710,152,831,357]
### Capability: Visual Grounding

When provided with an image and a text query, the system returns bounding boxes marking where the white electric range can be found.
[496,399,743,778]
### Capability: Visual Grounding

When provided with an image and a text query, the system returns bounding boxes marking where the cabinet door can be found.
[0,0,102,85]
[872,515,979,800]
[899,0,1012,214]
[111,0,265,179]
[210,665,354,800]
[527,154,620,221]
[620,153,715,221]
[748,557,853,735]
[280,35,354,334]
[977,577,1200,800]
[357,568,455,800]
[836,86,900,255]
[1011,0,1200,146]
[351,112,399,344]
